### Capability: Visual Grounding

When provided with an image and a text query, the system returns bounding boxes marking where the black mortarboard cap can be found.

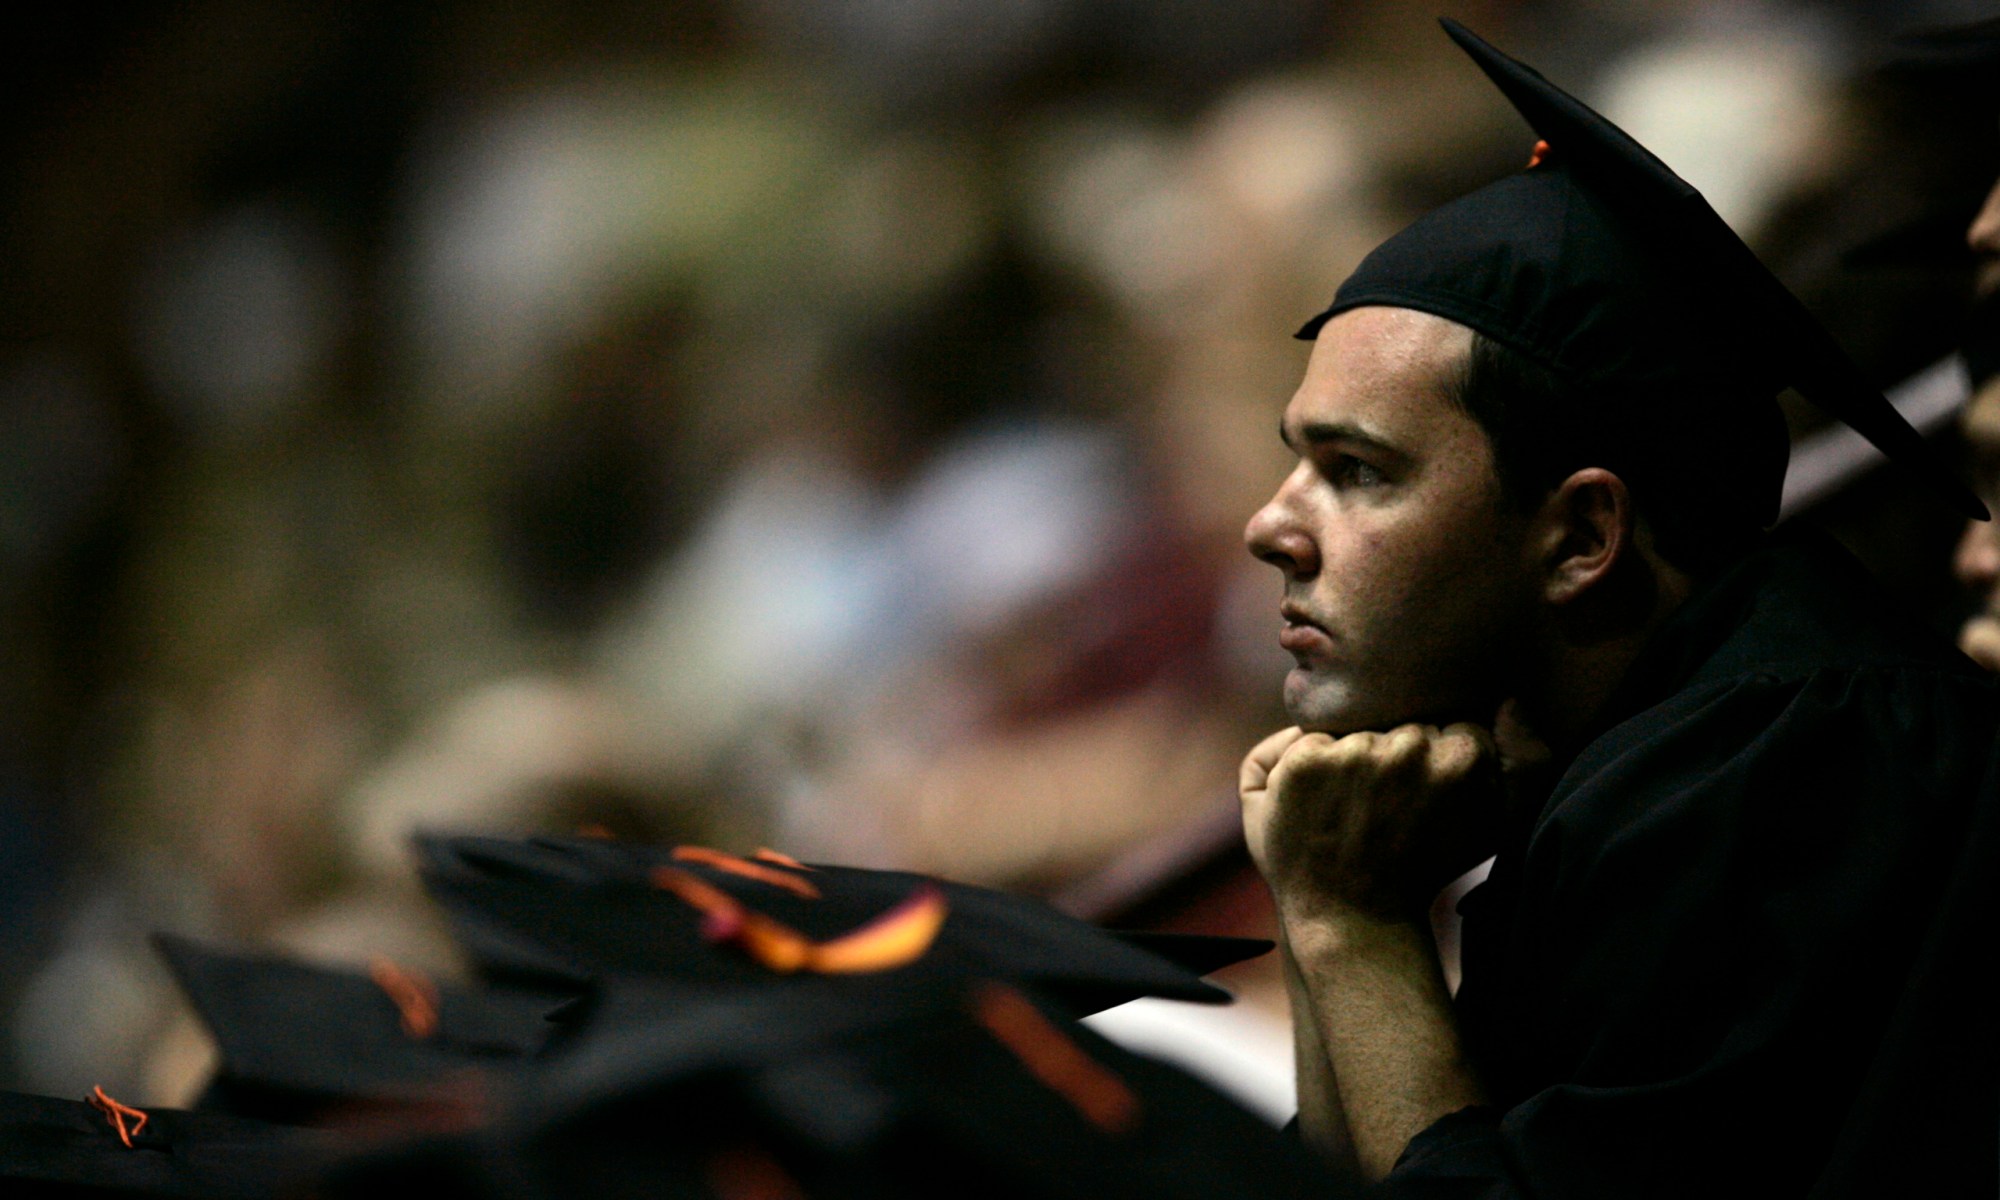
[1299,19,1987,525]
[323,974,1349,1200]
[155,934,559,1125]
[414,834,1265,1014]
[0,1088,339,1198]
[1896,14,2000,67]
[1886,13,2000,114]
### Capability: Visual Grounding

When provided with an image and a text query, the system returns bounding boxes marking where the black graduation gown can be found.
[1387,533,2000,1198]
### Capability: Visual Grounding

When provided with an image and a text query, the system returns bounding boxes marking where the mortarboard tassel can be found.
[752,847,812,871]
[368,956,442,1040]
[85,1086,149,1148]
[971,983,1140,1135]
[671,845,823,898]
[650,867,947,974]
[703,1144,809,1200]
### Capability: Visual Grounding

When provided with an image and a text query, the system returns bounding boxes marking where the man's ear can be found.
[1532,467,1632,606]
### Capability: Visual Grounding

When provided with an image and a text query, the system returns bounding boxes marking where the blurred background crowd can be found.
[2,0,1996,1112]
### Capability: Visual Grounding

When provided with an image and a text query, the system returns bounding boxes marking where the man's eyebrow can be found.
[1281,419,1401,456]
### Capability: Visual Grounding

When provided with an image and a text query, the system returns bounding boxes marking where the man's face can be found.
[1244,306,1539,735]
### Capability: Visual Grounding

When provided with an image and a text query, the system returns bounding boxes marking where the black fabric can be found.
[324,975,1350,1200]
[1383,532,2000,1197]
[0,1089,339,1197]
[1297,20,1983,524]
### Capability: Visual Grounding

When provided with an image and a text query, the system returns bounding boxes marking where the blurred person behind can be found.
[1922,19,2000,667]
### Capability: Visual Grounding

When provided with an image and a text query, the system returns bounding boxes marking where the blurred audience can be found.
[3,0,1995,1104]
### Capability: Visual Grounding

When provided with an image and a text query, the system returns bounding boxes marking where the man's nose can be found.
[1953,518,2000,590]
[1244,483,1319,578]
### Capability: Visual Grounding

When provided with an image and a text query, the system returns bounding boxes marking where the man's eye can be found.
[1326,455,1386,487]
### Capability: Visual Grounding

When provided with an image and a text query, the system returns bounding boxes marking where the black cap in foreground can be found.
[323,974,1348,1200]
[414,834,1267,1015]
[1298,18,1986,526]
[155,935,560,1126]
[0,1088,341,1198]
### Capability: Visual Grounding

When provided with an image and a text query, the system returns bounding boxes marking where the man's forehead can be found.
[1283,307,1473,438]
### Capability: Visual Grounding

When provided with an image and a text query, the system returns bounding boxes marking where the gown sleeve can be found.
[1379,664,2000,1199]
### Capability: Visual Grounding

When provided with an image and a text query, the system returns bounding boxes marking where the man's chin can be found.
[1284,672,1495,736]
[1283,677,1404,736]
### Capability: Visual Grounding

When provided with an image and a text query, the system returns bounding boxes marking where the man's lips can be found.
[1278,606,1331,654]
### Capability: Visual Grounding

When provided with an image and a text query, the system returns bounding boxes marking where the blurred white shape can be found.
[1593,18,1838,238]
[596,419,1132,766]
[1194,75,1367,235]
[1024,119,1232,320]
[344,676,661,879]
[595,447,891,755]
[131,205,342,433]
[401,74,845,423]
[887,422,1129,637]
[1432,856,1495,998]
[1084,994,1296,1125]
[10,892,181,1100]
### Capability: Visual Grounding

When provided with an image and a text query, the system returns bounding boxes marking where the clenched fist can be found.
[1241,723,1503,923]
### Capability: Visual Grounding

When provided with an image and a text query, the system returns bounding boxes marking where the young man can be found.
[1241,22,2000,1197]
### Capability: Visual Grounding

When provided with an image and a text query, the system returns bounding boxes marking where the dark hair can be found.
[1450,331,1789,576]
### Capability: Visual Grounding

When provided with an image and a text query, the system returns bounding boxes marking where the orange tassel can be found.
[752,847,813,871]
[972,984,1139,1134]
[807,885,947,973]
[671,845,822,898]
[704,1144,807,1200]
[651,868,946,975]
[369,956,441,1040]
[87,1086,149,1147]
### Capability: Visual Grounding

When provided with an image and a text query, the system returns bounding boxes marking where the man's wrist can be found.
[1279,902,1436,968]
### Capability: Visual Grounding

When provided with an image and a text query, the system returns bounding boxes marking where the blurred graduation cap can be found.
[0,1088,339,1198]
[1896,14,2000,71]
[1298,19,1986,527]
[155,935,560,1126]
[1882,11,2000,126]
[323,973,1346,1200]
[415,834,1268,1015]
